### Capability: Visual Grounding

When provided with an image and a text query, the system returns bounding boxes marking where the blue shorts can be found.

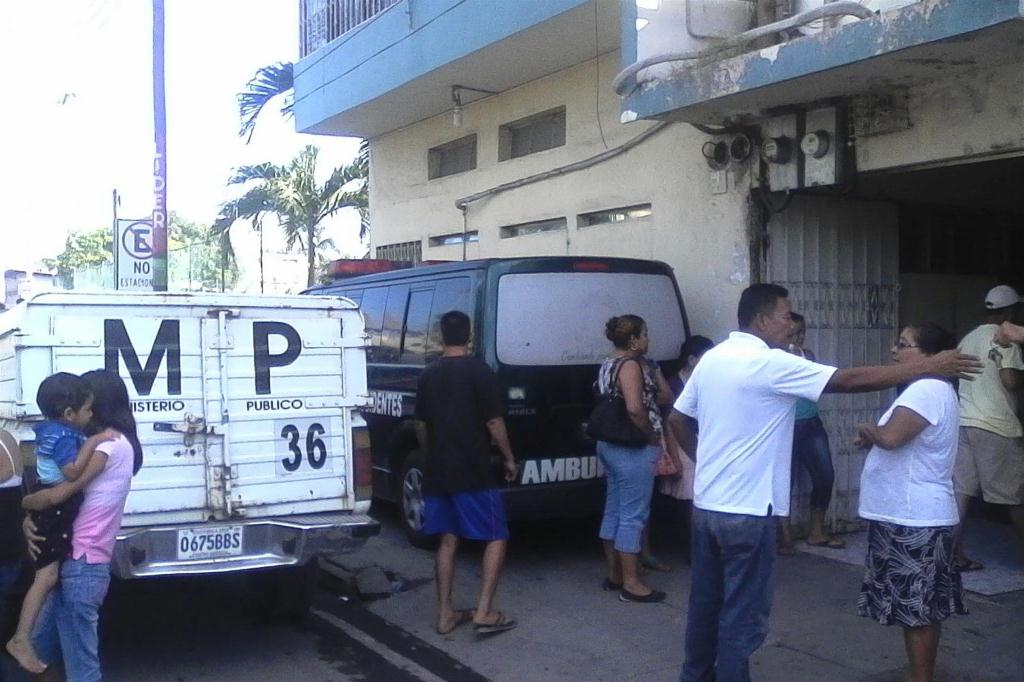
[32,558,111,682]
[423,489,509,541]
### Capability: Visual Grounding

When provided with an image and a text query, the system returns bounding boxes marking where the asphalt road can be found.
[96,561,491,682]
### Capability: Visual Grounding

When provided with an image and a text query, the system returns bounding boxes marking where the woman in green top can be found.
[779,313,845,554]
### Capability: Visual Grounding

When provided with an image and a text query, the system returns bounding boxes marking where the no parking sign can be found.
[116,219,156,291]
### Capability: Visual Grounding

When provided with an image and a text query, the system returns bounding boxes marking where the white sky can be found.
[0,0,364,276]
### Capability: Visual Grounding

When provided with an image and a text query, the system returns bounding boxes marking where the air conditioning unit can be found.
[635,1,756,63]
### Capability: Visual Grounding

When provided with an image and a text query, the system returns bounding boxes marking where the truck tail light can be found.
[352,426,372,501]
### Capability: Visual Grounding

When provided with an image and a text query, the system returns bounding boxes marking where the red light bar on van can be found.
[327,259,406,279]
[572,261,610,272]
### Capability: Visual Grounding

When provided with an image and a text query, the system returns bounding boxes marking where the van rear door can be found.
[207,307,360,518]
[493,265,687,489]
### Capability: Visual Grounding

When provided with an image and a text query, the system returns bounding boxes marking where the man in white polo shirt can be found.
[669,283,980,682]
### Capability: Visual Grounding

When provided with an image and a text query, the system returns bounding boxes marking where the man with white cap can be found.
[954,284,1024,570]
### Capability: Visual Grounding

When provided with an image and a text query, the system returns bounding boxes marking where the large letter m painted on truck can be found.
[104,319,182,396]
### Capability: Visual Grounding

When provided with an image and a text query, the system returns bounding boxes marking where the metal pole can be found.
[151,0,169,291]
[461,206,468,262]
[112,189,119,290]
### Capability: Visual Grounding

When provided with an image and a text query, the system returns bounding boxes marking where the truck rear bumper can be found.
[111,513,380,579]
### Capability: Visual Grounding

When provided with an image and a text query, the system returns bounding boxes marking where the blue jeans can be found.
[597,441,658,553]
[792,417,835,511]
[681,509,776,682]
[32,559,111,682]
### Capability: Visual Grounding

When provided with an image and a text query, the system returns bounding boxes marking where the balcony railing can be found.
[300,0,401,57]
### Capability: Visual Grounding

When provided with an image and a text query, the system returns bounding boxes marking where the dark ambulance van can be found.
[307,257,690,545]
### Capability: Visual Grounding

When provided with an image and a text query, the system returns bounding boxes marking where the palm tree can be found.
[238,62,294,144]
[213,146,366,287]
[235,62,370,241]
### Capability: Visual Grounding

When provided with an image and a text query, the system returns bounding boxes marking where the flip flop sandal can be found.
[474,612,517,635]
[436,609,473,635]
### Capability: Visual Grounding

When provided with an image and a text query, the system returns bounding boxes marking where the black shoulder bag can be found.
[585,358,649,447]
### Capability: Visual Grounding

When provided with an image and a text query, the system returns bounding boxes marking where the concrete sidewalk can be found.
[334,511,1024,682]
[756,521,1023,682]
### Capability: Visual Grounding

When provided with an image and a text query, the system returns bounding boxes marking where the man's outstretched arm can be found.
[825,350,981,394]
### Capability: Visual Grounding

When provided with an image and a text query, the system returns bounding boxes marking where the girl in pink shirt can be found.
[22,370,142,682]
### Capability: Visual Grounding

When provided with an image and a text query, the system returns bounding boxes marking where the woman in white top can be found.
[854,323,966,682]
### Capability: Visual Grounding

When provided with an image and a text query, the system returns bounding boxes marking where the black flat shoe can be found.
[619,588,666,603]
[602,578,623,592]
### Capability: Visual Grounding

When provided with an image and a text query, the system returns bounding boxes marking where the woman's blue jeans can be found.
[596,441,658,554]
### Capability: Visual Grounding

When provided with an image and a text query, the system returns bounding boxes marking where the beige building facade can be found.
[369,52,752,340]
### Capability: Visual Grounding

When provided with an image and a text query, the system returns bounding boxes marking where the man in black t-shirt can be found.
[414,311,518,636]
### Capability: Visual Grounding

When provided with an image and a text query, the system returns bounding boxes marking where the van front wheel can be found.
[399,453,436,549]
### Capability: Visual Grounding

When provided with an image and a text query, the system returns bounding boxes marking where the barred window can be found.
[375,240,422,263]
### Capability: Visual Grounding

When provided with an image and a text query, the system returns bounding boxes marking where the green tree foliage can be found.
[213,146,365,287]
[168,212,238,291]
[238,61,294,144]
[43,227,112,287]
[44,213,236,291]
[237,62,369,241]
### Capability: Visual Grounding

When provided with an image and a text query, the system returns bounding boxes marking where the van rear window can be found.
[496,272,686,366]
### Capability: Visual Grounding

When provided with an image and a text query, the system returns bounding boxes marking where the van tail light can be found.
[352,426,373,501]
[572,261,610,271]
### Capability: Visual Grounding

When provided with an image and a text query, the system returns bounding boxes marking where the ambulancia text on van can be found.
[0,292,378,598]
[307,257,689,545]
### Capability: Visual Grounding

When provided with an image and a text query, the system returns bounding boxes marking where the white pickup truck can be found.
[0,291,377,591]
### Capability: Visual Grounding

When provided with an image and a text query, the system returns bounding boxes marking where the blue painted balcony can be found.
[294,0,619,138]
[616,0,1024,126]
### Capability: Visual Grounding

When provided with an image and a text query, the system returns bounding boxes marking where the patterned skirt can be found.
[857,521,967,627]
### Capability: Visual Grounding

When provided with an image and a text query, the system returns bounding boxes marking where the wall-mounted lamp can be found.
[450,84,498,128]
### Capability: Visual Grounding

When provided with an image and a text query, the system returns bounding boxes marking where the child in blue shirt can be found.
[6,372,111,674]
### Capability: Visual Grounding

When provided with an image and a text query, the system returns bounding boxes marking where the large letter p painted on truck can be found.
[253,322,301,395]
[104,319,182,396]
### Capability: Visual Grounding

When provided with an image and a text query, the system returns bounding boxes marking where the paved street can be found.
[7,504,1020,682]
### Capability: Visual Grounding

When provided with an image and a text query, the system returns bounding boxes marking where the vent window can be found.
[499,217,567,239]
[499,107,566,160]
[428,134,477,179]
[428,231,479,247]
[577,203,653,228]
